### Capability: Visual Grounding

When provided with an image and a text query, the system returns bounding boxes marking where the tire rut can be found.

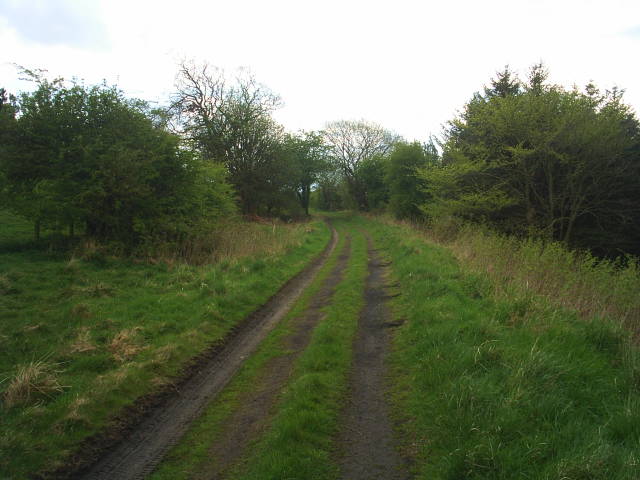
[74,225,339,480]
[337,234,409,480]
[195,236,352,480]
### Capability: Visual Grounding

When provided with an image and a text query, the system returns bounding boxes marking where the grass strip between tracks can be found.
[356,215,640,480]
[149,224,347,479]
[232,219,368,480]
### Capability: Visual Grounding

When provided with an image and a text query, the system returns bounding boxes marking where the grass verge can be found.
[357,215,640,479]
[0,213,330,479]
[232,216,368,480]
[378,214,640,333]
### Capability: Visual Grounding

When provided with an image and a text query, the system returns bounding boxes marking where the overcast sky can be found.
[1,0,639,142]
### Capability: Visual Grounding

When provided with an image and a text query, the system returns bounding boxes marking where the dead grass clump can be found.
[152,344,176,364]
[66,394,89,422]
[85,282,114,298]
[0,274,12,295]
[69,327,96,354]
[2,360,67,408]
[212,221,305,261]
[65,256,81,273]
[95,365,131,390]
[108,328,143,362]
[71,303,92,319]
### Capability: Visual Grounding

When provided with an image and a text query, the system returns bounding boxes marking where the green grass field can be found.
[0,210,330,478]
[152,214,640,479]
[2,210,639,479]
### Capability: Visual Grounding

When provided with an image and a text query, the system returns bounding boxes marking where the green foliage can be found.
[280,131,330,216]
[419,64,640,256]
[171,62,286,215]
[312,170,346,211]
[356,154,389,211]
[1,72,236,246]
[386,140,437,220]
[0,88,17,208]
[323,119,400,210]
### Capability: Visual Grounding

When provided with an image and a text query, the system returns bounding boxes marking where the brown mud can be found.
[336,236,409,480]
[55,224,338,480]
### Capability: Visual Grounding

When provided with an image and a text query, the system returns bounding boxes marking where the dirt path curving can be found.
[196,236,352,479]
[74,225,339,480]
[337,235,409,480]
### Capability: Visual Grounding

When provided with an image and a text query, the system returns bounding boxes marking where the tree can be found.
[323,119,399,210]
[420,64,640,256]
[484,65,521,98]
[2,71,235,244]
[386,141,438,220]
[281,131,329,215]
[356,154,389,211]
[314,169,347,211]
[0,87,17,203]
[170,60,284,214]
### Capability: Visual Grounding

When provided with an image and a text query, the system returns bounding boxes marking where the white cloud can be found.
[1,0,639,141]
[0,0,107,48]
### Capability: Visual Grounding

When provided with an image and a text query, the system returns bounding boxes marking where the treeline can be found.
[314,65,640,258]
[1,62,639,257]
[0,64,329,248]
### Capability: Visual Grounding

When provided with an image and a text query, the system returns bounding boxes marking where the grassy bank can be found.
[358,215,640,479]
[381,215,640,333]
[234,217,368,480]
[0,211,330,479]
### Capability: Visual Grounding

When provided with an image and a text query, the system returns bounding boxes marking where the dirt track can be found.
[337,236,409,479]
[197,236,352,479]
[75,226,338,480]
[70,223,408,480]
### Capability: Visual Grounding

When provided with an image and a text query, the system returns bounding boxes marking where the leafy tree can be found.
[281,131,329,215]
[484,65,521,98]
[170,61,284,214]
[2,71,235,244]
[323,119,399,209]
[386,141,438,220]
[356,154,389,211]
[420,64,640,256]
[314,169,347,211]
[0,88,18,206]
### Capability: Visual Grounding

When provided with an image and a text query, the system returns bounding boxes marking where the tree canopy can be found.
[1,71,235,245]
[2,62,639,259]
[418,64,640,256]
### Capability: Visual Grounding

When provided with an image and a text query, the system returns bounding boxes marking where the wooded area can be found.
[1,62,639,257]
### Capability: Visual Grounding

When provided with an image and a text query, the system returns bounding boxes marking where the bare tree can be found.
[170,60,283,213]
[323,119,399,209]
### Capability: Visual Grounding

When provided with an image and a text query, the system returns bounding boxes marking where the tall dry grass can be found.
[202,220,314,264]
[2,359,67,408]
[74,219,316,266]
[376,214,640,333]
